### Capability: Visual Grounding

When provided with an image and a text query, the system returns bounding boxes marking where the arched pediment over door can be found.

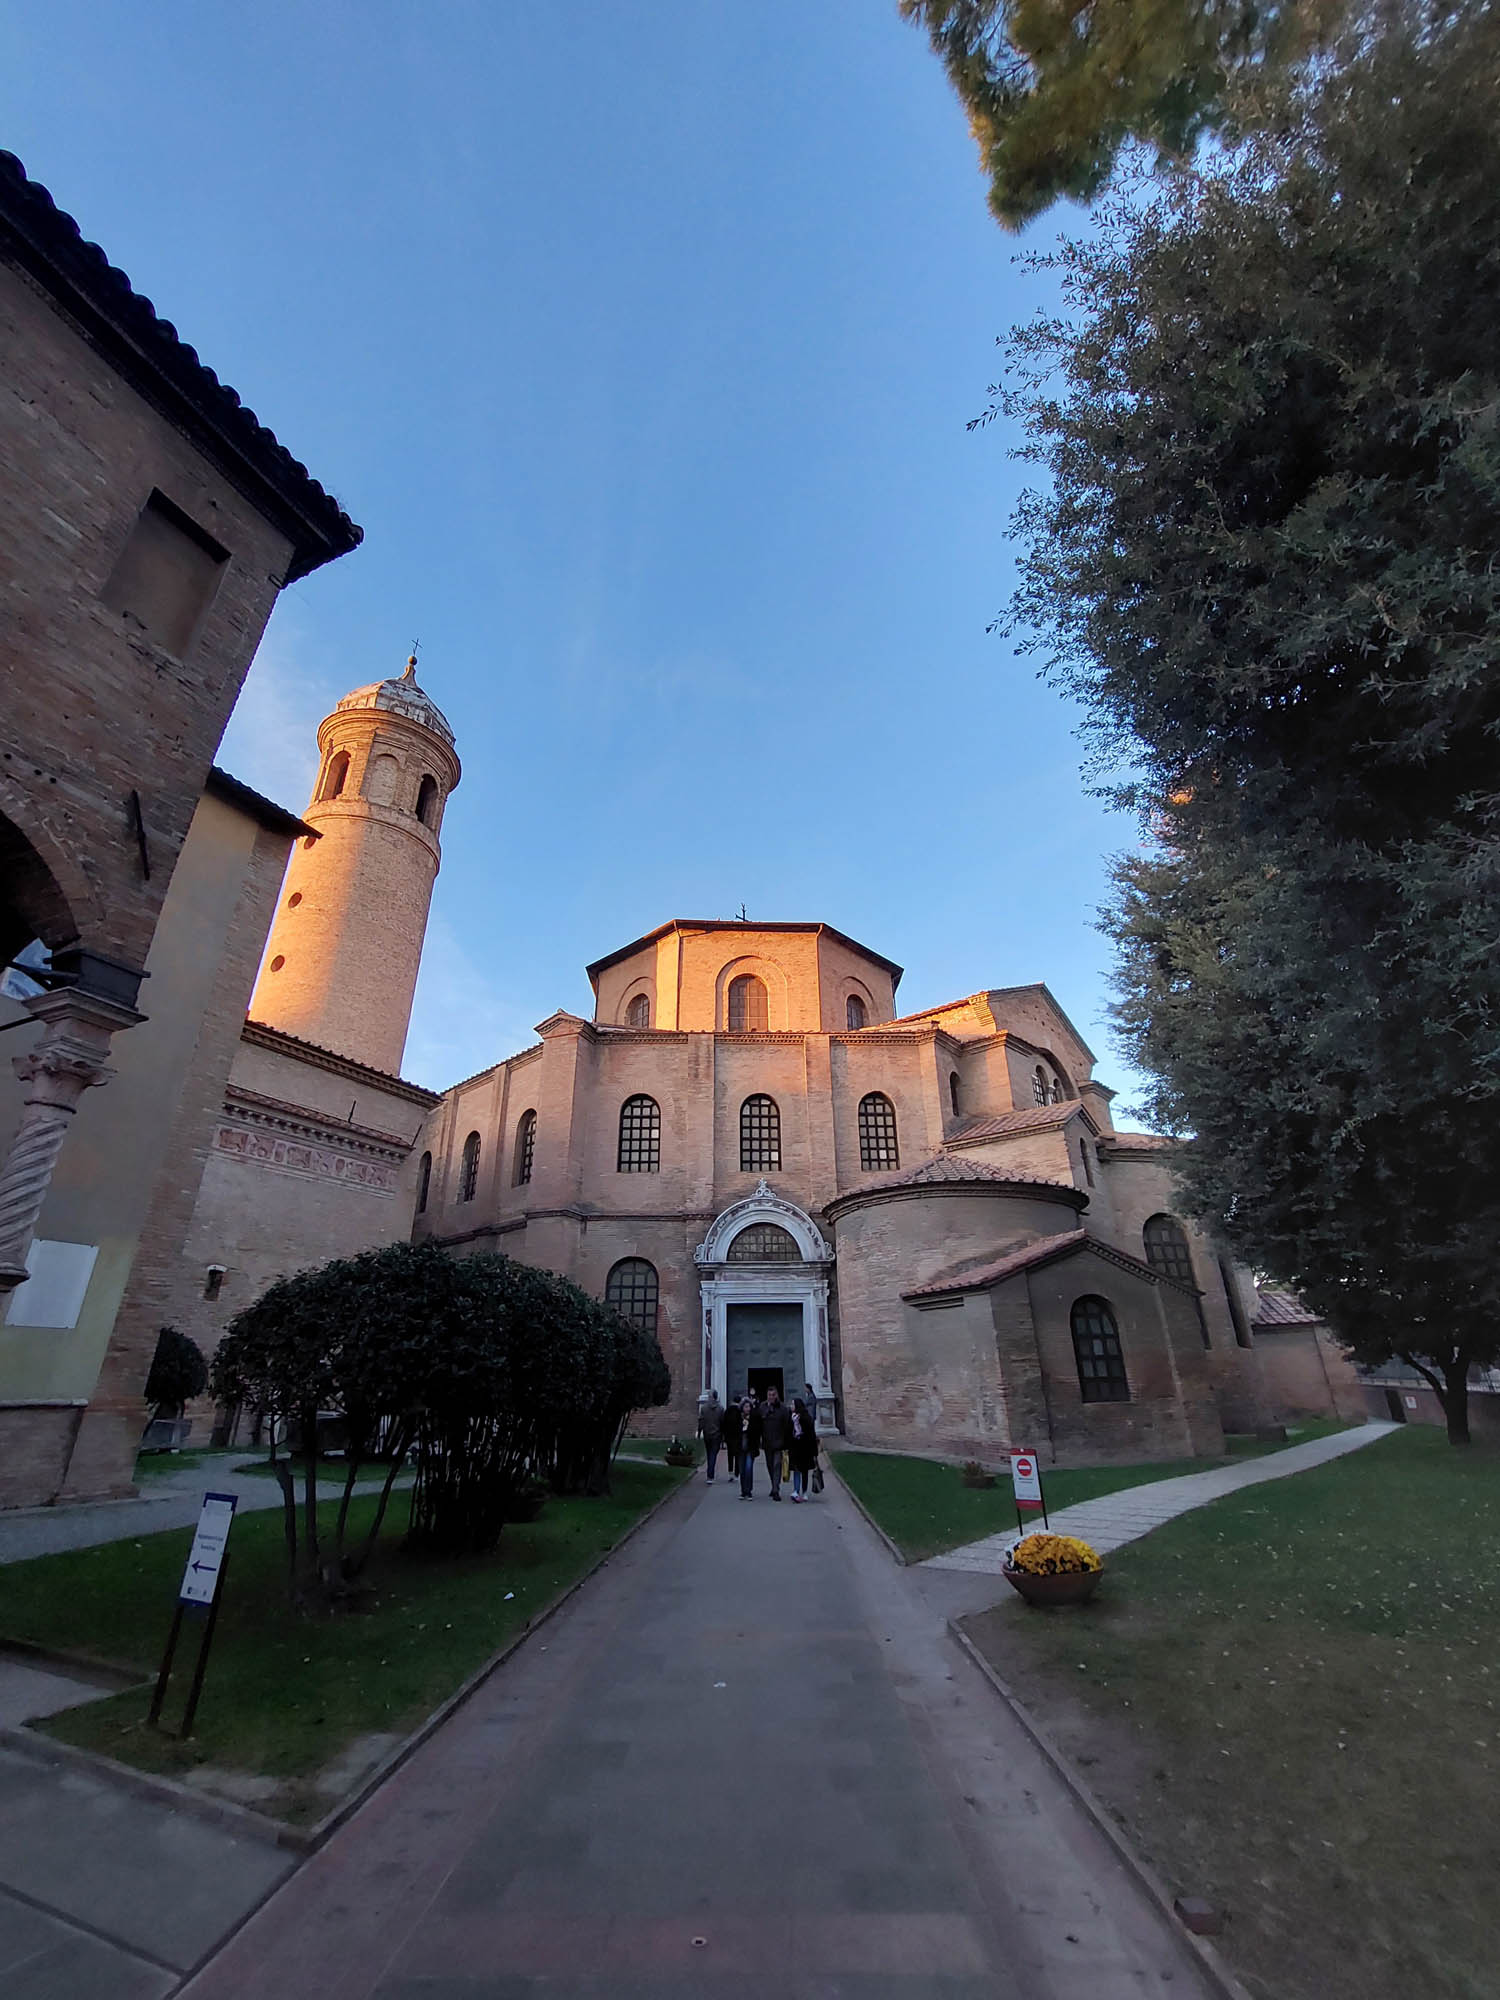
[694,1180,833,1269]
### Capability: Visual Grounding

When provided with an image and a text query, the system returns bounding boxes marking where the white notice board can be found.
[1010,1450,1042,1505]
[179,1492,238,1607]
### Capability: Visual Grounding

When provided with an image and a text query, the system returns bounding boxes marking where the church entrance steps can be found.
[923,1420,1400,1573]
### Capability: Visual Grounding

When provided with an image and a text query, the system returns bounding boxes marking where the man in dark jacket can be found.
[722,1394,743,1481]
[759,1386,791,1501]
[696,1392,723,1482]
[737,1397,762,1499]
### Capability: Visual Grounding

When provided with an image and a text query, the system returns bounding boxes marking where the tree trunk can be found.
[1440,1361,1471,1445]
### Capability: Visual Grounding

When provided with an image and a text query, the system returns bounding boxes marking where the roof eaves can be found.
[0,152,362,580]
[206,766,315,841]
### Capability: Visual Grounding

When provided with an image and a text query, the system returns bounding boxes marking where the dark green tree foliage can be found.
[901,0,1340,226]
[1004,4,1500,1438]
[144,1325,208,1419]
[211,1243,668,1601]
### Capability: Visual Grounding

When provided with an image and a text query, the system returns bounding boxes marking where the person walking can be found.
[737,1397,761,1498]
[759,1385,791,1501]
[722,1393,743,1484]
[697,1392,724,1483]
[788,1396,818,1502]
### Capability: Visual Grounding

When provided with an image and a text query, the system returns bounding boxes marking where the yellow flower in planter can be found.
[1008,1532,1102,1576]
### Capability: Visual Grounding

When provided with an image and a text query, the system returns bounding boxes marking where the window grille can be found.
[1033,1066,1049,1106]
[626,993,650,1028]
[846,994,867,1030]
[605,1258,659,1335]
[739,1094,781,1172]
[1071,1297,1130,1402]
[858,1092,899,1172]
[727,974,768,1031]
[1142,1214,1194,1284]
[727,1223,800,1262]
[459,1130,481,1202]
[514,1110,536,1186]
[617,1094,661,1172]
[417,1151,432,1214]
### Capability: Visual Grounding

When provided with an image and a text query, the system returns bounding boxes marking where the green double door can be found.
[725,1302,805,1407]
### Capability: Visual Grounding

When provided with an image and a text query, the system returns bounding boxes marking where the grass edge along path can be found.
[832,1420,1352,1563]
[961,1427,1499,2000]
[0,1460,687,1825]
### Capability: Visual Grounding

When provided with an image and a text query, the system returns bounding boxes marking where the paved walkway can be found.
[925,1420,1399,1574]
[179,1470,1215,2000]
[0,1460,404,1567]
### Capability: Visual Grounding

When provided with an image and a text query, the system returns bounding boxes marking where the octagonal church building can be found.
[415,919,1269,1465]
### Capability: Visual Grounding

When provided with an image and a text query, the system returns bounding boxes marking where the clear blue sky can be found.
[5,2,1149,1118]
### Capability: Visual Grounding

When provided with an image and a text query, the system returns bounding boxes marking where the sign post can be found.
[1010,1449,1049,1537]
[149,1490,237,1737]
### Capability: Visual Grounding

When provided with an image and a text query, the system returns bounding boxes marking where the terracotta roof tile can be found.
[853,1154,1075,1193]
[1253,1288,1322,1327]
[905,1230,1090,1298]
[946,1105,1080,1144]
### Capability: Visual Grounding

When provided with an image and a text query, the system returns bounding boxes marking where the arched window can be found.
[617,1094,661,1172]
[514,1109,536,1186]
[846,994,867,1030]
[727,1223,800,1262]
[625,993,650,1029]
[415,774,439,826]
[949,1071,961,1116]
[1080,1140,1095,1188]
[740,1094,780,1172]
[320,750,350,801]
[459,1130,481,1202]
[858,1091,899,1172]
[1143,1214,1194,1285]
[727,974,768,1031]
[1032,1065,1049,1106]
[1050,1074,1066,1104]
[1071,1297,1130,1402]
[605,1258,659,1335]
[416,1151,432,1214]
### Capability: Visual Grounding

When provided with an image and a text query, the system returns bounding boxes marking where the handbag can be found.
[811,1465,824,1494]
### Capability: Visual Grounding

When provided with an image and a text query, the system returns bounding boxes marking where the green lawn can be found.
[962,1427,1498,2000]
[132,1446,242,1481]
[833,1420,1351,1561]
[0,1460,684,1824]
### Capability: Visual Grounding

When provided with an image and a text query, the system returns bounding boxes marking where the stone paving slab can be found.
[0,1740,293,1997]
[0,1658,113,1728]
[925,1420,1399,1574]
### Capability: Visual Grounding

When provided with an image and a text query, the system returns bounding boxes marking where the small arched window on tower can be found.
[617,1094,661,1173]
[416,1151,432,1215]
[727,974,768,1032]
[415,774,439,826]
[949,1071,961,1116]
[366,752,400,805]
[1072,1296,1130,1402]
[846,994,867,1030]
[514,1109,536,1186]
[626,993,650,1029]
[740,1094,781,1172]
[459,1130,481,1202]
[605,1258,659,1336]
[320,750,350,801]
[858,1091,899,1172]
[1033,1065,1050,1106]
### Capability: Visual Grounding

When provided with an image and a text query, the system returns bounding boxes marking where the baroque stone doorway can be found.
[694,1181,838,1433]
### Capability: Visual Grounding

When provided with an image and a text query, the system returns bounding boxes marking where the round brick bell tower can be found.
[249,654,460,1074]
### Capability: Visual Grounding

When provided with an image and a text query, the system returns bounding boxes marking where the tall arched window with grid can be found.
[858,1092,899,1172]
[605,1258,659,1335]
[727,974,768,1031]
[845,994,867,1030]
[459,1130,481,1202]
[1142,1214,1193,1284]
[739,1094,781,1172]
[416,1151,432,1214]
[1033,1065,1050,1106]
[513,1110,536,1186]
[617,1094,661,1172]
[1071,1296,1130,1402]
[625,993,650,1028]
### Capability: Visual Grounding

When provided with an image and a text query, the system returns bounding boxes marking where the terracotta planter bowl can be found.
[1002,1565,1103,1608]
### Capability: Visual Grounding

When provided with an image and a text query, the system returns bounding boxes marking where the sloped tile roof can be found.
[855,1154,1074,1192]
[946,1105,1080,1144]
[905,1230,1090,1298]
[1254,1288,1322,1327]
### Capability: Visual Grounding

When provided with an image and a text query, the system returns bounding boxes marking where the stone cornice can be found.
[223,1084,414,1161]
[241,1019,439,1106]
